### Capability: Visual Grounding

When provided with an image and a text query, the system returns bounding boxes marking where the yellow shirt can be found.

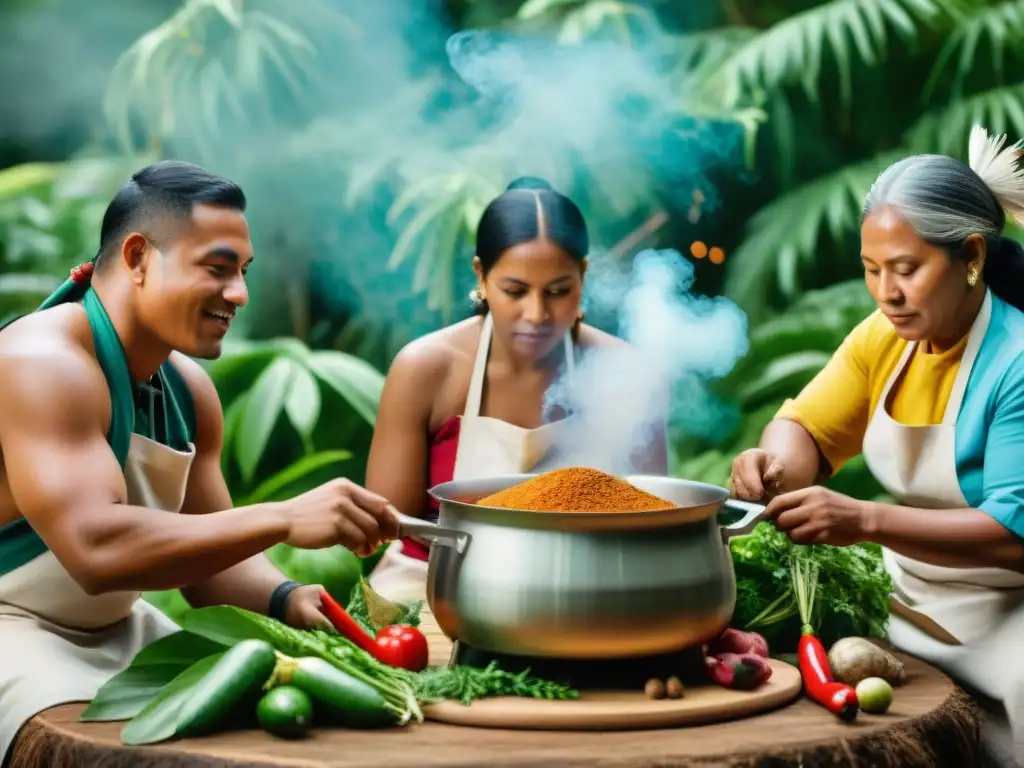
[776,310,969,473]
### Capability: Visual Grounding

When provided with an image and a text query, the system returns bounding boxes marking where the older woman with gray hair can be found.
[731,126,1024,766]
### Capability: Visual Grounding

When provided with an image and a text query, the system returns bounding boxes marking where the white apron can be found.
[0,433,194,762]
[368,314,576,664]
[863,290,1024,765]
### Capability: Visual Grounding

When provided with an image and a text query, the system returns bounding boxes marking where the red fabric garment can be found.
[400,416,461,561]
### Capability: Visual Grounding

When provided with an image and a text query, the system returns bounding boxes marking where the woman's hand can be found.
[764,486,873,546]
[731,449,785,501]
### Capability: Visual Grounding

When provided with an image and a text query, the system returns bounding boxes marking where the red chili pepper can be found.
[319,591,430,671]
[318,590,378,656]
[374,624,429,672]
[798,630,859,721]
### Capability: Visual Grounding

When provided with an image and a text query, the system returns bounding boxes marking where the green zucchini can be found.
[176,638,277,736]
[285,656,395,728]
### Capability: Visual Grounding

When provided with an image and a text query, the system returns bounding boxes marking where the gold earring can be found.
[469,286,484,303]
[967,266,979,288]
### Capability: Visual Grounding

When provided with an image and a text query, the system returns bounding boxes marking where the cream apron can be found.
[0,433,194,762]
[863,290,1024,766]
[368,314,576,664]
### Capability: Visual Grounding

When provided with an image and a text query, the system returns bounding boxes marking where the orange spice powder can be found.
[476,467,675,512]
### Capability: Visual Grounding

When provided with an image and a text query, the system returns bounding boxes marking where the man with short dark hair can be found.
[0,160,399,760]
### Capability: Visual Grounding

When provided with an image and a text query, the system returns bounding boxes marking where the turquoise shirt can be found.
[0,274,196,577]
[956,293,1024,538]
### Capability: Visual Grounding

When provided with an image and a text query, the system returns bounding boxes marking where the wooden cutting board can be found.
[423,658,803,731]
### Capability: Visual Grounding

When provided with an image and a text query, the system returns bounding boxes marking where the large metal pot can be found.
[395,474,766,660]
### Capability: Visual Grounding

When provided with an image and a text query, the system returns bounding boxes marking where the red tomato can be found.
[374,625,429,672]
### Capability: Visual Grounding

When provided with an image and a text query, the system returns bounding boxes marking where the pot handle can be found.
[720,499,767,540]
[390,507,471,554]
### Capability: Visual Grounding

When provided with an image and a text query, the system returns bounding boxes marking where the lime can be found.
[855,677,894,714]
[257,685,314,738]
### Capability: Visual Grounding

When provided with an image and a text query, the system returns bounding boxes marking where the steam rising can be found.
[540,249,749,476]
[7,1,753,459]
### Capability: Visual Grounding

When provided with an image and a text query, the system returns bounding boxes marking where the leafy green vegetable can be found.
[413,662,580,706]
[181,605,422,724]
[80,631,227,722]
[345,577,423,634]
[729,523,892,652]
[119,654,224,746]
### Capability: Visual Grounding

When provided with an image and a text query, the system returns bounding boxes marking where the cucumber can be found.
[176,639,277,736]
[257,685,314,738]
[287,657,395,728]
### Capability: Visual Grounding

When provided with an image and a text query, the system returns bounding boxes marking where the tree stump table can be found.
[8,652,981,768]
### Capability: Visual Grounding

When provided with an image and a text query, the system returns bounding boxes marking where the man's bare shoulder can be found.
[167,352,219,406]
[0,306,109,422]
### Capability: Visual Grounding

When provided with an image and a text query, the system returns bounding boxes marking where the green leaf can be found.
[708,0,954,110]
[238,449,353,505]
[0,163,65,198]
[80,631,226,722]
[283,364,321,441]
[734,350,833,409]
[724,153,900,317]
[922,0,1024,101]
[181,605,279,648]
[119,653,223,746]
[905,81,1024,157]
[235,356,296,483]
[517,0,582,20]
[308,351,385,426]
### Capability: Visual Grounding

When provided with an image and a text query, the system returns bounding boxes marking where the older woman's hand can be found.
[731,448,785,501]
[763,486,874,546]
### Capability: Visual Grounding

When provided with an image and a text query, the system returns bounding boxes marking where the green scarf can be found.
[0,266,196,576]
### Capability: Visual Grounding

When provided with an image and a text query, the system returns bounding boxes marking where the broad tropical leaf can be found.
[516,0,657,46]
[307,350,385,426]
[80,631,226,722]
[905,81,1024,156]
[723,152,899,314]
[235,356,295,483]
[923,0,1024,100]
[709,0,957,110]
[119,654,224,746]
[238,450,354,505]
[102,0,353,156]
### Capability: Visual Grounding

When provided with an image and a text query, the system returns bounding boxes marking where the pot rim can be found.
[427,473,737,532]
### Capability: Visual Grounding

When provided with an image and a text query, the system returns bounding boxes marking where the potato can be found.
[828,637,906,687]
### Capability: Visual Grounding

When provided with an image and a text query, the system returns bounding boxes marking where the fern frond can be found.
[904,81,1024,156]
[923,0,1024,101]
[723,152,900,316]
[708,0,954,111]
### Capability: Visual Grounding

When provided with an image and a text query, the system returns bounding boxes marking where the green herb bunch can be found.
[729,523,893,652]
[413,661,580,706]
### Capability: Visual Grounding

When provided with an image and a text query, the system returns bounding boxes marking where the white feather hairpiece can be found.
[968,125,1024,227]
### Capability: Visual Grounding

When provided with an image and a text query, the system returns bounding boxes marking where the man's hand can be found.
[281,479,401,557]
[282,585,338,630]
[763,486,873,546]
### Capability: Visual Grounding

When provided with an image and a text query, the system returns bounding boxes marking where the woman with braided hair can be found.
[732,127,1024,765]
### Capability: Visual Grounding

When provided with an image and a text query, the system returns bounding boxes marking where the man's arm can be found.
[0,347,292,595]
[172,354,295,613]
